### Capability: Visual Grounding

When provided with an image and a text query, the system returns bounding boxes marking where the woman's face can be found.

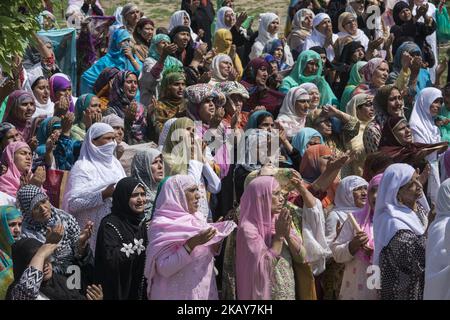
[185,185,201,214]
[8,217,22,241]
[393,120,413,145]
[123,74,138,100]
[397,171,422,205]
[343,17,358,35]
[167,80,186,99]
[183,14,190,26]
[267,18,280,35]
[372,62,389,88]
[87,96,101,116]
[92,132,115,147]
[307,136,322,149]
[356,99,375,122]
[351,0,365,15]
[151,155,164,183]
[302,13,314,29]
[429,98,443,117]
[316,118,332,137]
[303,60,319,76]
[113,126,124,144]
[14,99,36,122]
[271,186,284,215]
[273,46,284,60]
[174,31,191,49]
[258,116,275,131]
[386,89,404,117]
[33,79,50,104]
[399,8,412,22]
[224,0,234,8]
[14,147,32,173]
[31,199,52,223]
[1,128,23,150]
[224,94,245,115]
[353,185,368,208]
[156,40,169,55]
[140,23,154,42]
[128,186,147,214]
[224,10,236,27]
[255,66,269,86]
[294,98,310,117]
[219,60,233,78]
[351,47,365,63]
[316,18,332,34]
[368,185,378,209]
[55,87,72,101]
[125,8,141,27]
[308,89,320,109]
[198,98,216,123]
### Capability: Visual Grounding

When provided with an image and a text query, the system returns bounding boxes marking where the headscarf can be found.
[262,39,288,70]
[168,10,198,42]
[144,175,236,298]
[101,114,124,129]
[133,18,155,46]
[245,110,273,130]
[148,34,183,72]
[307,13,338,61]
[360,58,386,84]
[131,149,163,220]
[292,128,324,156]
[0,205,22,299]
[241,57,271,85]
[160,67,186,101]
[29,75,55,119]
[2,90,34,141]
[121,3,139,27]
[93,67,120,95]
[0,142,31,197]
[373,163,426,266]
[373,84,402,128]
[292,8,315,33]
[409,87,443,144]
[340,61,367,108]
[48,73,75,113]
[393,1,410,26]
[216,6,234,31]
[255,13,280,45]
[0,123,15,143]
[281,50,337,106]
[210,54,233,83]
[424,178,450,299]
[74,93,95,126]
[185,83,226,122]
[276,86,310,137]
[336,12,368,50]
[334,175,368,211]
[108,70,141,118]
[214,81,249,99]
[299,144,332,183]
[35,116,61,156]
[38,11,59,30]
[158,118,178,148]
[213,28,244,78]
[111,177,145,229]
[352,174,383,264]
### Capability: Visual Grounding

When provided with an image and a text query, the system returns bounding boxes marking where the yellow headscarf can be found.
[213,29,243,80]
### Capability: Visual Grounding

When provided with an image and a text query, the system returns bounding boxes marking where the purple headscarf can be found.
[49,73,75,112]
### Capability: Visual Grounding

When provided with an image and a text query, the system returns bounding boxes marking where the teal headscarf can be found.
[0,205,22,300]
[74,93,95,125]
[292,128,324,156]
[36,116,61,156]
[280,50,337,107]
[340,61,367,110]
[148,34,183,72]
[149,176,171,222]
[245,110,273,130]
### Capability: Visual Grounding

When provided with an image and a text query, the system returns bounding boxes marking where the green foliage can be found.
[0,0,43,75]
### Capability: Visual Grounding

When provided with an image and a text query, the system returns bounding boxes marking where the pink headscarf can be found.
[352,173,383,264]
[2,90,34,141]
[0,141,31,197]
[236,176,301,300]
[361,58,386,84]
[144,175,236,298]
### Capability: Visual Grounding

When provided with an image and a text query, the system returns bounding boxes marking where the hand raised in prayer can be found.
[291,175,306,192]
[410,56,423,75]
[36,243,59,260]
[417,3,429,17]
[228,67,238,81]
[383,34,394,50]
[125,101,138,122]
[210,106,225,129]
[162,43,178,59]
[79,221,94,248]
[349,231,369,255]
[418,165,430,186]
[230,109,241,129]
[186,227,217,250]
[54,96,70,117]
[235,12,248,29]
[61,112,75,136]
[83,108,94,129]
[30,166,46,187]
[368,37,384,52]
[197,29,205,39]
[326,153,349,171]
[27,136,39,152]
[275,208,291,239]
[198,71,212,83]
[20,172,31,187]
[123,46,134,60]
[101,183,115,200]
[45,131,59,153]
[401,51,413,70]
[86,284,103,300]
[46,223,65,244]
[115,143,125,160]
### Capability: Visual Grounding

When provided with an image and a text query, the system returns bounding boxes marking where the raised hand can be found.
[45,132,59,153]
[125,101,138,122]
[79,221,94,247]
[61,112,75,135]
[275,208,291,239]
[349,231,369,255]
[30,166,46,187]
[186,227,217,251]
[27,136,39,152]
[46,223,65,244]
[235,12,248,29]
[54,96,70,117]
[101,183,115,200]
[86,284,103,300]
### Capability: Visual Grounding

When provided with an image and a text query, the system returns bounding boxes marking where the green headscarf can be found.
[280,50,337,107]
[160,67,186,99]
[74,93,95,125]
[340,61,367,110]
[148,34,183,72]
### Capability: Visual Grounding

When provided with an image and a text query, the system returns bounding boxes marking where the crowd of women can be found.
[1,0,450,300]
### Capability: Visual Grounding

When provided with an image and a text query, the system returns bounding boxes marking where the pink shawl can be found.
[0,141,31,197]
[144,175,236,298]
[352,174,383,264]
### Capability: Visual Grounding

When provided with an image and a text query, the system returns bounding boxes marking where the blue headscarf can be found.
[292,128,324,156]
[245,110,273,130]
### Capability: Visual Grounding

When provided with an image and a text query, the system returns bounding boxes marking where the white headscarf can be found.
[334,175,368,210]
[292,8,315,31]
[276,87,310,137]
[336,12,369,50]
[63,123,126,210]
[158,118,178,149]
[168,10,199,42]
[424,178,450,299]
[305,13,338,61]
[409,87,443,144]
[26,66,54,119]
[210,54,233,82]
[255,12,279,45]
[216,6,234,31]
[373,163,427,266]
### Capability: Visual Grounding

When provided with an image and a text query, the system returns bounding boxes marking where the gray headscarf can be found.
[130,148,163,221]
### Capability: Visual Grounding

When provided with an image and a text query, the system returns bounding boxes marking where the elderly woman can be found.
[0,123,23,155]
[303,13,338,62]
[121,3,141,36]
[63,123,126,252]
[374,163,430,300]
[262,39,290,72]
[287,8,315,60]
[213,29,243,79]
[215,81,250,130]
[276,87,310,138]
[336,12,369,51]
[2,90,36,142]
[145,175,236,300]
[208,54,235,86]
[280,50,337,107]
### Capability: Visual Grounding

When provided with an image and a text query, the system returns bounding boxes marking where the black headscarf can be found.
[111,177,145,230]
[393,1,410,26]
[93,67,120,94]
[8,238,85,300]
[339,41,364,65]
